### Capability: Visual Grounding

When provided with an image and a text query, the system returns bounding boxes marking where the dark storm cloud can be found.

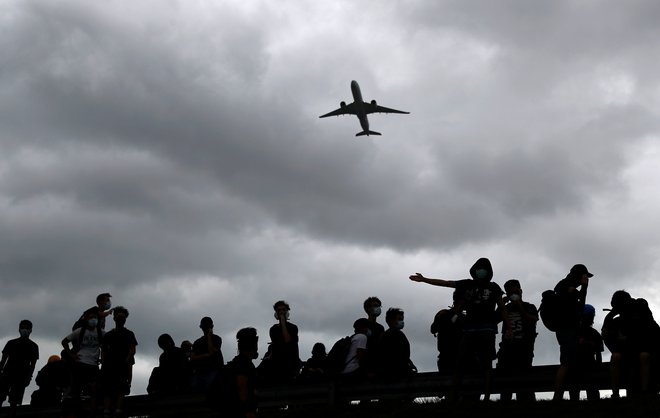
[1,0,660,396]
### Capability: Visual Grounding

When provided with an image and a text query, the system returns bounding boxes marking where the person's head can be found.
[83,307,99,329]
[469,258,493,284]
[353,318,371,335]
[19,319,32,338]
[158,334,176,351]
[113,306,129,327]
[199,317,214,333]
[504,279,522,301]
[236,327,259,359]
[47,355,61,364]
[611,290,633,311]
[569,264,593,282]
[363,297,382,318]
[96,293,112,310]
[181,340,193,353]
[582,304,596,326]
[385,308,404,330]
[311,343,326,358]
[273,300,290,320]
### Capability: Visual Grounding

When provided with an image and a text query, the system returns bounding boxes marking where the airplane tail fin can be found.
[356,130,382,137]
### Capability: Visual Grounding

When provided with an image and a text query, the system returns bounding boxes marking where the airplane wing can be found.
[363,102,409,115]
[319,102,357,118]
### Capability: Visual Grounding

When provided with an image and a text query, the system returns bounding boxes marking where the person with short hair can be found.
[100,306,137,418]
[376,308,414,379]
[300,343,328,380]
[602,290,660,398]
[191,317,224,391]
[95,293,114,331]
[496,279,538,402]
[260,301,301,382]
[0,320,39,417]
[340,318,370,382]
[211,328,258,418]
[569,304,603,401]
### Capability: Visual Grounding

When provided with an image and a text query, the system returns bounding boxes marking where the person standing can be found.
[551,263,593,401]
[0,320,39,417]
[100,306,137,418]
[191,317,224,391]
[496,279,538,402]
[410,257,509,400]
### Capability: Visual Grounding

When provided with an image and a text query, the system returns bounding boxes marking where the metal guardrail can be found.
[5,363,613,417]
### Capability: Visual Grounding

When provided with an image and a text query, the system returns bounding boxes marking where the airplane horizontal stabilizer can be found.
[356,130,382,137]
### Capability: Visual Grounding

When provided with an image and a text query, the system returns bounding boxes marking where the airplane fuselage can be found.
[350,80,370,133]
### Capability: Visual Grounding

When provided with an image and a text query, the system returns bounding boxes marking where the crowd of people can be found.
[1,259,659,417]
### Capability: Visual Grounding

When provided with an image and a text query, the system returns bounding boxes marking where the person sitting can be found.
[300,343,328,381]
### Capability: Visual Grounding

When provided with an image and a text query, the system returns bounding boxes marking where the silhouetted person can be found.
[62,307,102,415]
[31,354,71,407]
[260,301,301,382]
[496,279,538,402]
[376,308,414,380]
[0,320,39,417]
[602,290,660,398]
[191,317,224,391]
[181,340,193,362]
[209,327,258,418]
[363,297,385,376]
[73,293,113,332]
[552,264,593,401]
[340,318,370,382]
[569,304,603,401]
[300,343,328,381]
[100,306,137,418]
[410,258,508,401]
[431,289,467,375]
[148,334,191,395]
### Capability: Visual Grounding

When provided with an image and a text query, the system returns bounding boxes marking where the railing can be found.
[4,363,615,417]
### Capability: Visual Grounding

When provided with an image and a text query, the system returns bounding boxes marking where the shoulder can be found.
[488,282,503,293]
[212,334,222,344]
[523,302,538,311]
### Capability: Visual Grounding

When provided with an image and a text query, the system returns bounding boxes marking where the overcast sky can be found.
[2,0,660,398]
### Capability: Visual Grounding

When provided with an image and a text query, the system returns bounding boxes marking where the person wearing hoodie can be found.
[409,257,509,401]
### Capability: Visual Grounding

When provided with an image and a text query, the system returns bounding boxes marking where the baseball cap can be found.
[570,264,593,278]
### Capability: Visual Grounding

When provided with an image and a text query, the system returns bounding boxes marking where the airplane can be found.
[319,80,409,136]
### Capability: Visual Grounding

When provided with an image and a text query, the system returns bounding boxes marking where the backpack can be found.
[539,290,563,332]
[325,335,354,375]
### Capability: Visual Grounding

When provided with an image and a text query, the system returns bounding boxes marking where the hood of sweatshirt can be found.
[469,257,493,281]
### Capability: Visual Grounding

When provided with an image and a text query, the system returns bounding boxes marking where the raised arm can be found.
[408,273,456,288]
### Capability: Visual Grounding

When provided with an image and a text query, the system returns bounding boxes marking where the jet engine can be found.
[371,100,377,106]
[340,101,346,108]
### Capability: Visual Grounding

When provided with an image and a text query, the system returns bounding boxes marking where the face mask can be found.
[508,294,521,302]
[366,329,373,337]
[19,329,31,338]
[372,307,382,317]
[105,301,112,310]
[396,320,405,330]
[88,318,98,328]
[475,269,489,280]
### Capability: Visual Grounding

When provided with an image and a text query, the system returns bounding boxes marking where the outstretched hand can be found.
[409,273,425,282]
